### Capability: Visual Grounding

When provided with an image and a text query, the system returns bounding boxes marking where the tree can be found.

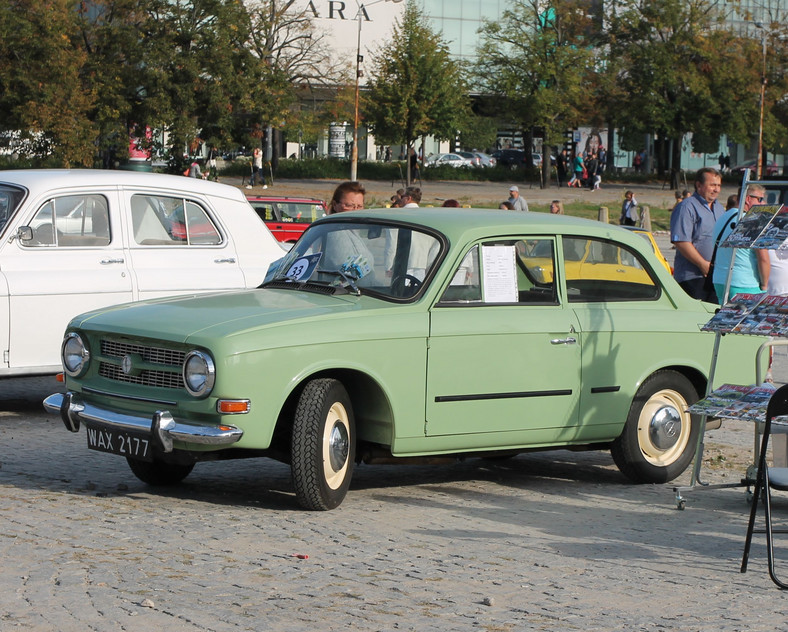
[0,0,96,166]
[241,0,347,167]
[475,0,598,187]
[606,0,758,186]
[365,0,471,184]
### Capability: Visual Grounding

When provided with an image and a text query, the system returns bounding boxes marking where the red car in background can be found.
[247,195,327,243]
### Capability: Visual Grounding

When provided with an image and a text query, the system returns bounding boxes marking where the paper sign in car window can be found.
[482,245,518,303]
[286,253,322,281]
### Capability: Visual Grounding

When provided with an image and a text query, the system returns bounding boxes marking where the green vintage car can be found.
[44,208,758,510]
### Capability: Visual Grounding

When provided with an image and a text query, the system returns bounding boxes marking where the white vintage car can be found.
[0,169,285,377]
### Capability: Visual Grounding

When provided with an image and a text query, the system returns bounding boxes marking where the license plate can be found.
[86,425,153,461]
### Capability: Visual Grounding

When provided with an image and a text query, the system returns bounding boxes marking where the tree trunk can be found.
[670,137,682,190]
[541,140,550,188]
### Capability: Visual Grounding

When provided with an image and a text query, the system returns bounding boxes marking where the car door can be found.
[121,191,245,298]
[425,238,582,447]
[1,190,133,372]
[562,234,665,435]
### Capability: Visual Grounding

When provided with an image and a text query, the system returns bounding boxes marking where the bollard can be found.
[598,206,609,224]
[640,205,651,231]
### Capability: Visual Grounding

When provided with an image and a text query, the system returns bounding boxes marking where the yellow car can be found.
[621,226,672,274]
[520,234,656,289]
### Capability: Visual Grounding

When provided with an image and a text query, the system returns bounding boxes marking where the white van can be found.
[0,169,285,377]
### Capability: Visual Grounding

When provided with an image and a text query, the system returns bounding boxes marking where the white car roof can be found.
[0,169,246,202]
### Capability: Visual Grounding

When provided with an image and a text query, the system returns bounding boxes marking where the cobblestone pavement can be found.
[2,190,785,631]
[3,377,788,632]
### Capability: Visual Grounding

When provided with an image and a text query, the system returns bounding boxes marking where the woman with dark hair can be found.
[442,199,460,207]
[328,181,366,214]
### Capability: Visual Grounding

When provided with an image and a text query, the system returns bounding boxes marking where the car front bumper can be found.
[43,392,243,453]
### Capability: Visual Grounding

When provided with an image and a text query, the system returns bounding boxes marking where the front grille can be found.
[101,340,186,366]
[99,339,185,389]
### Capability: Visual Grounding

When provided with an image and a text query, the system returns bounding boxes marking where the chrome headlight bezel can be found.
[62,332,89,378]
[182,350,216,398]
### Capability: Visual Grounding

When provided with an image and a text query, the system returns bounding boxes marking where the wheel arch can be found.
[272,368,395,453]
[658,364,707,404]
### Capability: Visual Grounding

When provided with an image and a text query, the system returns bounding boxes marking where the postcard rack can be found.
[673,171,788,509]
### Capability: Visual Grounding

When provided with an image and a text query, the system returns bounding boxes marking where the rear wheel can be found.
[611,370,699,484]
[126,458,194,486]
[291,378,355,510]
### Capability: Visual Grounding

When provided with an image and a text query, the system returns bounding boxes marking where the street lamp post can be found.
[350,0,403,182]
[754,22,768,180]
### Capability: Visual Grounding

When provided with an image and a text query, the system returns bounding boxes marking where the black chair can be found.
[741,383,788,588]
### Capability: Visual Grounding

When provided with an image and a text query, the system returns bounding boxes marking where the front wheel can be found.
[611,370,699,484]
[126,458,194,486]
[291,378,356,510]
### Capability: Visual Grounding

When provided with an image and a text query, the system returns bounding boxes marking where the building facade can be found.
[297,0,785,173]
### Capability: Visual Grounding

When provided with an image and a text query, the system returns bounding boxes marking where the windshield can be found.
[0,184,27,234]
[268,220,443,299]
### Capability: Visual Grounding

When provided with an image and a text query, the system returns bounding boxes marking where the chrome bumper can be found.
[43,392,243,453]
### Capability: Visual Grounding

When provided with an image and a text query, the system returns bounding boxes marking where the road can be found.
[2,374,788,631]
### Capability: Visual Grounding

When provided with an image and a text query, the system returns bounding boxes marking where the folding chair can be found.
[741,383,788,588]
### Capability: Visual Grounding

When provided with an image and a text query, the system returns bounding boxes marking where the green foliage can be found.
[364,0,472,182]
[605,0,762,174]
[475,0,597,148]
[457,115,499,153]
[0,0,97,166]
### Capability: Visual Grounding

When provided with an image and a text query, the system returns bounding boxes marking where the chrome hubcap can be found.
[328,422,349,472]
[649,404,681,450]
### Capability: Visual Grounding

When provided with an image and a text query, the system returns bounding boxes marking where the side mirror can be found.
[17,226,33,241]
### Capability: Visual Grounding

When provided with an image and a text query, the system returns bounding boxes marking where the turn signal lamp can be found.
[217,399,251,414]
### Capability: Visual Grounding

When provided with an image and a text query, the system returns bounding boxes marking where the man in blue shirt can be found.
[670,167,725,301]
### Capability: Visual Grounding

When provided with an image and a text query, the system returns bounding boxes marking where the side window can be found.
[131,194,221,246]
[439,239,557,305]
[562,236,659,302]
[439,245,482,303]
[25,195,110,247]
[184,201,221,244]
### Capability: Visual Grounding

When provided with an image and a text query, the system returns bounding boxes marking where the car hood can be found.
[71,288,387,344]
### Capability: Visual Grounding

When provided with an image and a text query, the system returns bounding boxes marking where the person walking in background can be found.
[619,190,638,225]
[507,185,529,211]
[670,167,725,301]
[585,152,598,190]
[568,153,584,187]
[408,148,420,183]
[556,149,568,187]
[711,184,769,303]
[188,160,203,178]
[247,147,262,188]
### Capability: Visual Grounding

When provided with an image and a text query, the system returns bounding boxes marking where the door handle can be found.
[214,257,237,264]
[99,258,124,265]
[550,337,577,345]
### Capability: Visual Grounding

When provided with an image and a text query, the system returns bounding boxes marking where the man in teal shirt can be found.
[711,183,770,303]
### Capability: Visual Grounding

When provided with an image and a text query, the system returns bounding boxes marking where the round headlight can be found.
[182,350,216,397]
[62,332,89,377]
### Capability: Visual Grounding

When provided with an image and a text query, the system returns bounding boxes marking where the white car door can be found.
[121,191,245,299]
[1,190,133,373]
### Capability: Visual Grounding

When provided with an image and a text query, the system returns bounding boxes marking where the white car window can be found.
[26,194,110,247]
[131,194,221,246]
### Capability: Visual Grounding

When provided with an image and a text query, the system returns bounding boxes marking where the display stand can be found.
[673,171,788,509]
